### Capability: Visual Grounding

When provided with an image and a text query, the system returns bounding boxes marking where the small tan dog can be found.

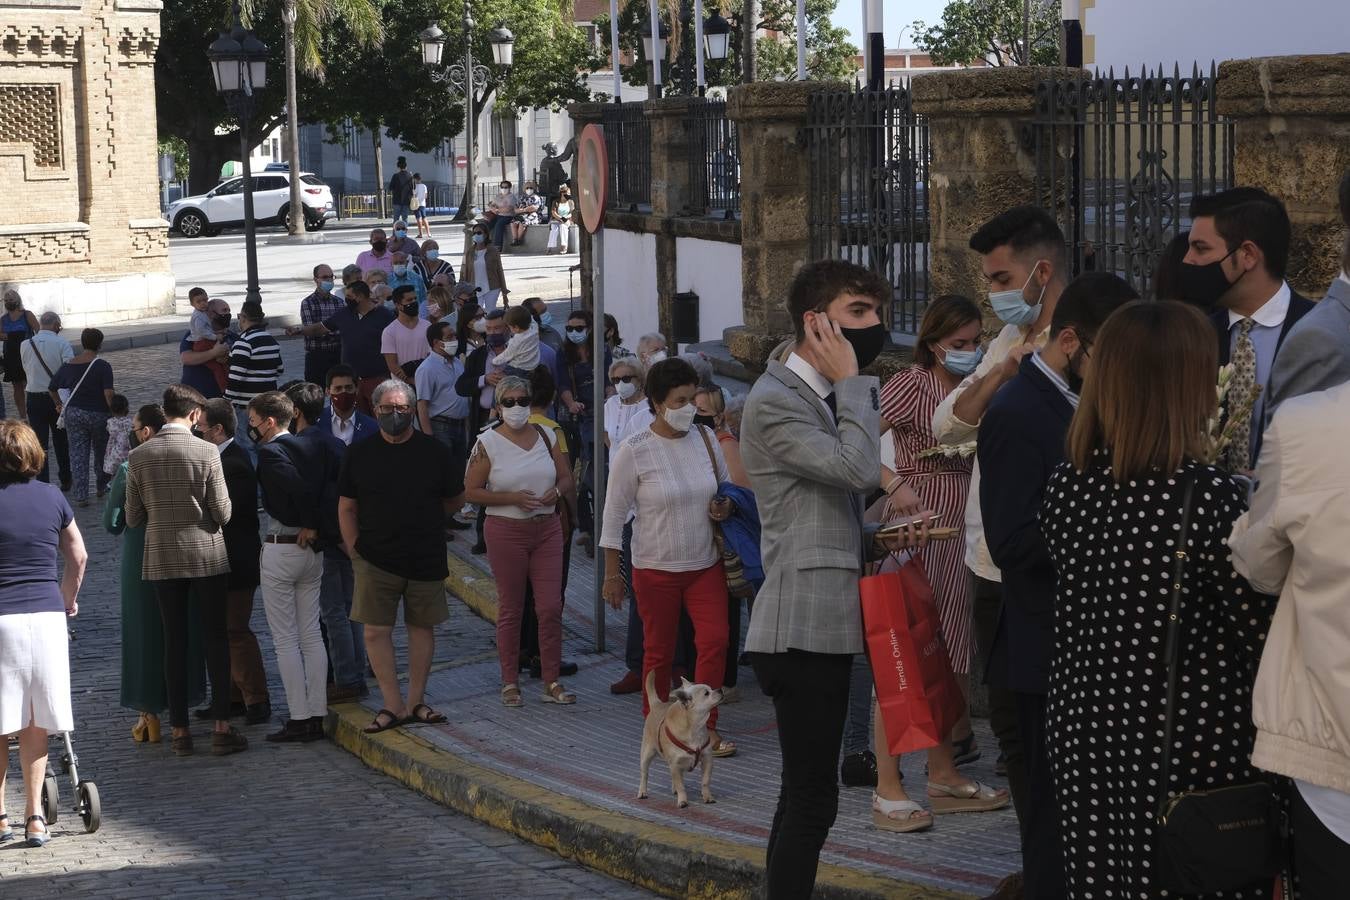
[637,669,722,808]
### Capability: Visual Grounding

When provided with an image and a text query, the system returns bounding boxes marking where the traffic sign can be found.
[455,154,467,168]
[576,124,608,234]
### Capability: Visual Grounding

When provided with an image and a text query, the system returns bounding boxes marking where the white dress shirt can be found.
[330,410,356,445]
[784,351,833,417]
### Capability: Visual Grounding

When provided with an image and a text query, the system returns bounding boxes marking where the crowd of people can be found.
[0,173,1346,900]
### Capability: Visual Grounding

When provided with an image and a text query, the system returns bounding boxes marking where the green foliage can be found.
[592,0,856,91]
[912,0,1060,68]
[158,136,190,181]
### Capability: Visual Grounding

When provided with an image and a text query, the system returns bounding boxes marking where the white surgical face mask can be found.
[439,339,458,357]
[501,404,531,429]
[616,381,638,401]
[472,319,487,334]
[662,403,697,433]
[646,349,668,365]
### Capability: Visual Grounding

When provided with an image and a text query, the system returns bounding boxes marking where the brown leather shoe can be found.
[609,670,642,695]
[171,734,194,757]
[983,871,1024,900]
[211,725,249,756]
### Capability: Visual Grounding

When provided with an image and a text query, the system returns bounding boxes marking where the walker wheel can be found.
[78,782,101,833]
[42,775,59,824]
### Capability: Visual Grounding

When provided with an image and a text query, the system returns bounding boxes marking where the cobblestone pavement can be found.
[1,340,652,899]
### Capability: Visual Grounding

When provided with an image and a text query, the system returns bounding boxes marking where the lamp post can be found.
[701,10,731,95]
[421,17,514,223]
[208,1,269,305]
[640,13,669,100]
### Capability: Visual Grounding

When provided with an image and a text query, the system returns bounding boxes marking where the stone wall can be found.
[0,0,173,326]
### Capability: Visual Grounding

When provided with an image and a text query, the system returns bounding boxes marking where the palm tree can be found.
[244,0,382,235]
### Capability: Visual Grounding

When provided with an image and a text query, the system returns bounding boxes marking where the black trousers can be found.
[1015,691,1066,900]
[155,574,231,728]
[751,649,853,900]
[974,574,1028,833]
[303,348,342,387]
[26,392,70,486]
[1291,783,1350,899]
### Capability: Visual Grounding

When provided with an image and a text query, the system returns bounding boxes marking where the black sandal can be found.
[363,709,403,734]
[406,703,447,725]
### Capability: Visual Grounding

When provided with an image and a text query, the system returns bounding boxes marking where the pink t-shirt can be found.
[380,317,431,365]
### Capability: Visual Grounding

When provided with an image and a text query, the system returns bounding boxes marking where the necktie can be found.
[1227,318,1257,471]
[824,392,837,421]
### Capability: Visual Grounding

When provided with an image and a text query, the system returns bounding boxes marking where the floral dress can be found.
[519,192,545,225]
[1041,456,1277,898]
[879,365,975,673]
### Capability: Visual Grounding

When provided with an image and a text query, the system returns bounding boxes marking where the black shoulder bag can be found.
[1154,476,1285,893]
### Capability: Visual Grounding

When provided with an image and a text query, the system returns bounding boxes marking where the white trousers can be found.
[260,542,328,720]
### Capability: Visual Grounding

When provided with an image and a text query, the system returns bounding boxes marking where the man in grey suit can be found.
[741,260,927,899]
[1267,171,1350,419]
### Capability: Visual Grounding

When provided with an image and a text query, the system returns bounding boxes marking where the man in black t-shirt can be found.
[338,378,463,733]
[389,156,414,226]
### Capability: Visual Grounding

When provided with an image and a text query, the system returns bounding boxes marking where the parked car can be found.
[167,171,336,238]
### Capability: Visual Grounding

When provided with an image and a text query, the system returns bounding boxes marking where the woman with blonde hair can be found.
[1042,300,1276,897]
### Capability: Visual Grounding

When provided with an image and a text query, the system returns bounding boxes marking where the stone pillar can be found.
[645,98,696,218]
[724,81,820,367]
[911,67,1081,308]
[1218,54,1350,297]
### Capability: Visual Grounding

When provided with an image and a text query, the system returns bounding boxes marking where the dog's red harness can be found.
[659,724,710,767]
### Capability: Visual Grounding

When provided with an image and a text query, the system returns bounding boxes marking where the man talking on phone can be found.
[741,260,929,899]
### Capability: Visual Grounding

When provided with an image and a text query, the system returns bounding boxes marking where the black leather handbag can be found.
[1153,477,1285,893]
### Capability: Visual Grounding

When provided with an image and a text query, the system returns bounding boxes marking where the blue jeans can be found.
[320,553,366,689]
[392,203,410,225]
[491,214,511,249]
[233,406,258,465]
[429,416,467,465]
[842,652,873,755]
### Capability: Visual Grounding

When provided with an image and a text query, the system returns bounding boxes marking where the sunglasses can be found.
[499,397,529,409]
[565,325,588,334]
[610,375,635,385]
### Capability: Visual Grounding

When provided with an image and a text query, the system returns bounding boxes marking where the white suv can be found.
[168,170,336,238]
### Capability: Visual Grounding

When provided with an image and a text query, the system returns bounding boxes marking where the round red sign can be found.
[576,124,608,234]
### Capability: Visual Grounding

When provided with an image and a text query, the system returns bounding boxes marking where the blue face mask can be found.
[426,249,439,260]
[318,280,334,293]
[566,328,589,344]
[472,234,485,245]
[539,311,554,328]
[939,344,984,377]
[988,262,1048,327]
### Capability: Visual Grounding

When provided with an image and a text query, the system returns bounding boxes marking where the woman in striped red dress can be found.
[868,295,1010,832]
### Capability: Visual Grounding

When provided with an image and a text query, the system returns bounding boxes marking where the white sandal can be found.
[871,792,933,833]
[926,779,1010,814]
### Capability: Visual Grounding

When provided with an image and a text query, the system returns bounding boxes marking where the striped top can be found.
[225,327,283,407]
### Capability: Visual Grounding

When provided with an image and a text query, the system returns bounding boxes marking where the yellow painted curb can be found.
[444,550,499,623]
[328,703,976,900]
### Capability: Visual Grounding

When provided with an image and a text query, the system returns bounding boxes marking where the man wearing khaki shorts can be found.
[337,379,464,733]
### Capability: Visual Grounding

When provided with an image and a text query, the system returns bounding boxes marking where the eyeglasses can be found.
[375,404,411,415]
[499,397,528,409]
[610,375,635,385]
[565,326,588,334]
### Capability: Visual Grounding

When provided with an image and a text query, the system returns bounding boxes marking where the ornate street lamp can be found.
[703,11,731,62]
[208,1,269,304]
[421,15,515,222]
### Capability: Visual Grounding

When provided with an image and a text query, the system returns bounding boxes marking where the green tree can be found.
[912,0,1059,67]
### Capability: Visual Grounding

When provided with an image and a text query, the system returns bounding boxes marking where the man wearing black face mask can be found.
[380,284,431,384]
[976,273,1137,900]
[356,228,394,276]
[338,379,464,733]
[180,299,234,400]
[1181,188,1313,471]
[740,260,925,898]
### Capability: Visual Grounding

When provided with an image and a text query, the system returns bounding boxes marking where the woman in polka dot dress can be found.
[1041,302,1277,898]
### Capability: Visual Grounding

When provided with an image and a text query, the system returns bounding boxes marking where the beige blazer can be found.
[1229,381,1350,795]
[125,426,232,581]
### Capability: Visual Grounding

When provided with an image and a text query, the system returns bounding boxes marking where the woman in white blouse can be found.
[464,376,576,707]
[602,356,648,448]
[600,358,737,756]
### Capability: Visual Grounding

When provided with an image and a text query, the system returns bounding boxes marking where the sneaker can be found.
[840,750,878,788]
[211,726,249,756]
[609,670,643,695]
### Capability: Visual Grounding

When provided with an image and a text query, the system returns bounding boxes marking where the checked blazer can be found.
[740,346,882,656]
[125,425,232,581]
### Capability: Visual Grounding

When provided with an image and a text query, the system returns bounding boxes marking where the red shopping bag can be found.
[860,557,966,756]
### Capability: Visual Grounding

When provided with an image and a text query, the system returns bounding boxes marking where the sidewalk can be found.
[330,535,1021,899]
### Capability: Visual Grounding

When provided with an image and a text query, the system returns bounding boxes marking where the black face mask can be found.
[486,333,508,350]
[400,302,419,317]
[1177,249,1240,310]
[3,301,18,311]
[372,240,387,254]
[1065,348,1087,396]
[838,322,888,370]
[693,414,717,429]
[128,429,141,449]
[211,313,231,330]
[247,425,263,444]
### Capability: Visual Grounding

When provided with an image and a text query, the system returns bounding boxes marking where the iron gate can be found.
[806,85,931,336]
[1029,64,1234,297]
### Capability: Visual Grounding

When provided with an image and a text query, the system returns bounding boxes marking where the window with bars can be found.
[343,120,361,161]
[490,110,518,158]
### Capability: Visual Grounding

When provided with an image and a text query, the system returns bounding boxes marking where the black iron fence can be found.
[685,99,740,218]
[805,84,931,336]
[1029,64,1234,296]
[600,102,652,211]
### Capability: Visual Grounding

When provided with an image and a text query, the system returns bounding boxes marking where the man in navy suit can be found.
[316,364,378,449]
[286,380,368,703]
[1180,188,1313,468]
[978,273,1139,900]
